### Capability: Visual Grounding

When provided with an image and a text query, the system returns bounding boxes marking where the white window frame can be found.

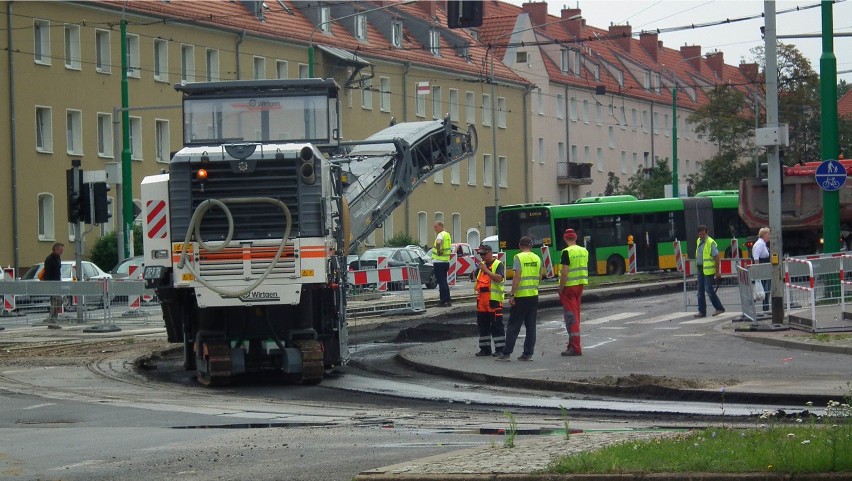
[448,89,459,122]
[653,111,660,134]
[556,94,565,120]
[482,94,492,127]
[95,29,111,74]
[569,97,578,121]
[608,126,615,149]
[207,49,220,81]
[155,119,170,163]
[497,97,507,128]
[298,64,309,78]
[126,33,140,78]
[560,49,568,72]
[558,142,566,165]
[34,19,51,65]
[431,86,441,120]
[582,100,589,124]
[355,14,367,41]
[380,77,391,113]
[38,193,55,241]
[536,89,543,115]
[154,39,168,83]
[483,154,493,187]
[429,29,440,56]
[467,156,477,185]
[451,162,460,185]
[465,91,475,125]
[66,109,83,155]
[498,156,508,188]
[631,108,638,131]
[97,113,113,158]
[130,116,143,161]
[642,110,649,133]
[571,145,578,164]
[274,59,287,79]
[181,44,195,83]
[433,169,443,184]
[536,138,544,163]
[621,151,627,174]
[392,21,403,48]
[361,77,373,110]
[418,211,428,246]
[595,102,602,126]
[253,56,266,80]
[596,147,604,172]
[36,106,53,153]
[320,7,331,33]
[64,24,81,70]
[416,89,426,118]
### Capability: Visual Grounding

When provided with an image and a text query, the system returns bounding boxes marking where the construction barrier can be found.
[674,239,684,272]
[3,267,15,313]
[730,238,739,258]
[628,242,637,274]
[447,254,457,286]
[541,246,554,278]
[736,262,773,322]
[681,258,752,313]
[347,266,425,316]
[784,253,852,332]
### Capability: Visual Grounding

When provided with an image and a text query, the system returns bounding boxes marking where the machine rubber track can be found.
[293,340,324,385]
[196,339,232,386]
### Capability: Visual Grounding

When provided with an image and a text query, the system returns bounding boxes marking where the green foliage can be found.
[604,172,621,196]
[560,406,571,440]
[686,152,755,194]
[384,231,418,247]
[687,86,753,159]
[619,159,673,199]
[89,225,143,272]
[503,411,517,448]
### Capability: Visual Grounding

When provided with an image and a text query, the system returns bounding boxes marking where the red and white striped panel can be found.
[348,267,410,286]
[128,265,141,310]
[447,254,457,286]
[377,257,388,291]
[3,267,15,312]
[541,247,554,278]
[146,200,168,239]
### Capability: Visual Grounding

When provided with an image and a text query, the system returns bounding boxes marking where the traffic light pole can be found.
[820,1,840,253]
[70,160,84,324]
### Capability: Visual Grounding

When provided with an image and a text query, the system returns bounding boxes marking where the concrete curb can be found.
[354,474,851,481]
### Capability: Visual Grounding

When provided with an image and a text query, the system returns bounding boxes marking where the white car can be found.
[18,261,112,310]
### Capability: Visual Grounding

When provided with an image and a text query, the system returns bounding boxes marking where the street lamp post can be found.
[667,54,705,198]
[308,1,414,78]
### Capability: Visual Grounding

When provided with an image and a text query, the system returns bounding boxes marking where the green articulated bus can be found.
[497,191,752,277]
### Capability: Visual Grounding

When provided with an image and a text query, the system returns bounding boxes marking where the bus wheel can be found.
[606,255,625,276]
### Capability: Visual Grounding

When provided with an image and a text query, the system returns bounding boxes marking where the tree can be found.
[686,152,755,194]
[89,225,144,272]
[687,86,753,159]
[604,171,621,196]
[385,231,418,247]
[839,79,850,99]
[619,159,672,199]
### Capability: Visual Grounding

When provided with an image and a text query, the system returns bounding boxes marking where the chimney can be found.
[561,8,584,37]
[706,51,725,79]
[679,45,702,72]
[739,62,760,83]
[420,0,437,18]
[608,24,632,53]
[639,32,658,61]
[522,2,548,27]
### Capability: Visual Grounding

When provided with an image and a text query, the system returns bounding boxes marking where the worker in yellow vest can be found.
[497,236,542,362]
[558,228,588,357]
[431,221,453,307]
[473,243,505,357]
[694,224,725,318]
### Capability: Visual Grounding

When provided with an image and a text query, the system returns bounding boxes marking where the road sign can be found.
[815,159,847,192]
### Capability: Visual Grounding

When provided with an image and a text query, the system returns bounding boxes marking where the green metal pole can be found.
[308,44,314,78]
[120,20,133,258]
[820,1,840,253]
[672,83,678,198]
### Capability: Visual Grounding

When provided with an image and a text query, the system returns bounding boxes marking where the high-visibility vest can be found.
[432,231,451,262]
[475,259,504,302]
[514,251,541,297]
[562,245,589,287]
[696,236,717,275]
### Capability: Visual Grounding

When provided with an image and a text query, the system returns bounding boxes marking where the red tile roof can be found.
[840,90,852,119]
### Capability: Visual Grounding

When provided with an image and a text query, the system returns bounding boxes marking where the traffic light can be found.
[759,162,769,185]
[447,0,483,28]
[92,182,112,224]
[66,168,84,223]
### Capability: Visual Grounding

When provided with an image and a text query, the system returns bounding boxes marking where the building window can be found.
[595,102,602,125]
[204,49,220,81]
[571,145,578,164]
[434,169,443,184]
[392,21,403,48]
[275,59,287,79]
[298,64,309,78]
[418,211,428,246]
[536,89,543,114]
[382,214,394,243]
[584,146,590,164]
[569,97,578,121]
[642,110,649,133]
[631,108,638,131]
[483,154,493,187]
[482,94,492,127]
[664,113,670,136]
[621,151,627,174]
[320,7,331,33]
[536,138,544,163]
[97,113,113,158]
[36,106,53,153]
[355,14,367,41]
[380,77,391,112]
[156,119,170,163]
[432,86,442,119]
[66,109,82,155]
[253,56,266,79]
[95,29,111,73]
[516,51,528,64]
[497,97,507,128]
[653,112,660,134]
[556,94,565,119]
[449,89,459,122]
[64,24,81,70]
[130,116,142,160]
[644,70,651,90]
[498,156,508,188]
[633,152,639,173]
[154,39,168,82]
[467,156,476,185]
[125,33,141,78]
[596,147,604,172]
[608,126,615,148]
[451,162,460,185]
[560,49,568,72]
[361,77,373,110]
[181,44,195,83]
[452,213,461,242]
[429,29,440,56]
[558,142,566,164]
[465,91,475,125]
[416,88,425,118]
[582,100,589,124]
[620,106,628,129]
[571,50,581,76]
[38,193,55,241]
[34,19,50,65]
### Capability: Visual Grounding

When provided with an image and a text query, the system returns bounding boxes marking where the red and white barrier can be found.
[3,267,15,312]
[348,265,410,286]
[447,254,457,286]
[785,257,816,322]
[674,239,683,272]
[128,265,141,310]
[541,247,554,278]
[628,243,637,274]
[377,256,389,291]
[730,239,739,259]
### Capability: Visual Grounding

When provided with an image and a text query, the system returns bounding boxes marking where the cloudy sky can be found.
[505,0,852,84]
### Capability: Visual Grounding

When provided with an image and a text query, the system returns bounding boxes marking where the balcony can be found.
[557,161,593,185]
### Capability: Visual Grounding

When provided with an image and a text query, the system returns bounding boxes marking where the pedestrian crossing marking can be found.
[625,312,692,325]
[681,312,739,324]
[584,312,642,325]
[598,326,626,330]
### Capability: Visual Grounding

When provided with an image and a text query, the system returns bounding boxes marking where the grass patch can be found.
[811,333,852,343]
[548,401,852,474]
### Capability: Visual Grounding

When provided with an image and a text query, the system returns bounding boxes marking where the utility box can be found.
[755,124,789,147]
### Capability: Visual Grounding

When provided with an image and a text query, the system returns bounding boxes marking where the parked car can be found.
[110,256,144,280]
[18,261,112,310]
[427,242,477,280]
[405,245,431,264]
[348,247,437,289]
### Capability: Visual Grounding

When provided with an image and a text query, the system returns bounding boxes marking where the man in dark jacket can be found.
[43,242,64,321]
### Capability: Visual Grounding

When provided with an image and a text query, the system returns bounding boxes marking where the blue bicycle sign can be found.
[815,160,847,192]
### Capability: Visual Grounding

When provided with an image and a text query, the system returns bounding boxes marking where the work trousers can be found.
[433,261,451,304]
[560,286,583,353]
[696,273,724,315]
[503,295,538,357]
[476,301,505,354]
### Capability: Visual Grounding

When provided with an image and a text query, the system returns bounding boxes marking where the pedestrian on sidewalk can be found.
[559,229,587,357]
[43,242,64,322]
[473,243,505,357]
[497,236,541,362]
[752,226,771,312]
[431,221,453,307]
[694,225,725,318]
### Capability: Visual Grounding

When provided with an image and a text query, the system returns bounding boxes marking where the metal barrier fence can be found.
[681,258,752,314]
[346,266,426,317]
[783,253,852,332]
